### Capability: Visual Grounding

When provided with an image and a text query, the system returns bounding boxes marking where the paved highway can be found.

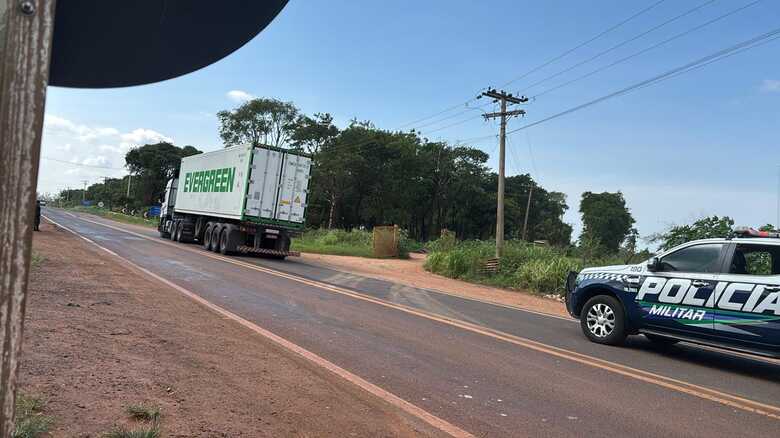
[43,208,780,437]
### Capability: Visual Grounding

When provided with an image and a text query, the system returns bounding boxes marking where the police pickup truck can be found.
[565,227,780,358]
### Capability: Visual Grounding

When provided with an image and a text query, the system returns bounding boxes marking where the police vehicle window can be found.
[730,244,779,276]
[659,244,723,273]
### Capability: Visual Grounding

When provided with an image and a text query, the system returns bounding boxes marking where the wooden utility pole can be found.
[480,88,527,257]
[0,0,57,434]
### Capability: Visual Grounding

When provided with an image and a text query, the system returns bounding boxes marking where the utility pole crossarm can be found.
[483,109,526,120]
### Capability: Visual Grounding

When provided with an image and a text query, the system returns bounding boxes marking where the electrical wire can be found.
[506,26,780,135]
[41,156,126,170]
[397,0,665,130]
[499,0,668,89]
[532,0,762,99]
[517,0,719,94]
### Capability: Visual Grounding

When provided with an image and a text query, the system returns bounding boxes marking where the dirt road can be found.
[21,222,442,437]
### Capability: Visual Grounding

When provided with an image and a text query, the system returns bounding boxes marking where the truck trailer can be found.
[158,144,312,259]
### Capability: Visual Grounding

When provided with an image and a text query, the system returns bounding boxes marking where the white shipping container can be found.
[175,144,311,226]
[175,145,252,220]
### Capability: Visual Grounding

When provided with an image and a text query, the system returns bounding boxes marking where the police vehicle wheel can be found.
[581,295,626,345]
[644,333,679,346]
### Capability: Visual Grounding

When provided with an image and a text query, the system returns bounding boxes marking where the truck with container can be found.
[158,144,312,259]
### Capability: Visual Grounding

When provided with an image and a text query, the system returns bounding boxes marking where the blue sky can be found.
[39,0,780,243]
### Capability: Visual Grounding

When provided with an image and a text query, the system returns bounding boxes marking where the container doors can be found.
[245,147,283,219]
[275,153,311,223]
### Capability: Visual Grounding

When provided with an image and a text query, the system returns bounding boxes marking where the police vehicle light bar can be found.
[733,226,780,238]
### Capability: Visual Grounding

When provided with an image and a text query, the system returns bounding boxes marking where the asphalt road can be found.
[42,208,780,437]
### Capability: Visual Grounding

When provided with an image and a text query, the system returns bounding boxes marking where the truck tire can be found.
[580,295,627,346]
[171,221,180,241]
[203,223,214,250]
[159,223,171,239]
[210,224,223,252]
[218,225,240,255]
[175,221,184,242]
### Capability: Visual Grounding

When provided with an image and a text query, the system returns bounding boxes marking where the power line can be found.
[517,0,719,94]
[532,0,762,99]
[41,156,125,170]
[499,0,668,89]
[397,0,665,130]
[507,26,780,135]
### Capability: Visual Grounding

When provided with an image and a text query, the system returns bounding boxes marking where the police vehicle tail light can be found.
[733,226,780,238]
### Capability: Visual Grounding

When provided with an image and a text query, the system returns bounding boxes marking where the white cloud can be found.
[760,79,780,93]
[119,128,173,152]
[226,89,255,103]
[44,115,120,142]
[39,114,175,195]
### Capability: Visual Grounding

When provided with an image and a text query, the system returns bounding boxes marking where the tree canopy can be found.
[217,98,298,148]
[124,142,201,205]
[579,191,635,253]
[650,215,735,251]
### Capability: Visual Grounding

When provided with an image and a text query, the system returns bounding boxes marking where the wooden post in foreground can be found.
[0,0,56,434]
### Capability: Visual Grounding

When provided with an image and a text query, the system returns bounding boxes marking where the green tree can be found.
[290,112,339,156]
[218,98,298,148]
[579,191,635,253]
[125,142,201,205]
[650,215,734,251]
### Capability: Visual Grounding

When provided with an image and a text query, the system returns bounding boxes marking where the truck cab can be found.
[158,178,178,238]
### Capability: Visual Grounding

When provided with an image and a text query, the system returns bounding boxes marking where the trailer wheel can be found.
[219,229,229,255]
[203,223,214,250]
[210,224,223,252]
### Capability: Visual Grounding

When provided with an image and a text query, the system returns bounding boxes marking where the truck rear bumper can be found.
[236,245,300,257]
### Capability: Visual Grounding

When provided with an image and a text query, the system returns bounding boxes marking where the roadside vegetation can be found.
[30,252,43,269]
[68,206,158,229]
[425,235,638,296]
[13,394,53,438]
[292,228,418,259]
[427,216,777,297]
[104,404,161,438]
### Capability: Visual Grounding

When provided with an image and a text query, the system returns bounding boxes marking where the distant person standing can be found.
[34,200,41,231]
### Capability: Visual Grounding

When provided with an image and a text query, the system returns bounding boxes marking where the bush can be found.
[425,238,592,296]
[515,257,583,295]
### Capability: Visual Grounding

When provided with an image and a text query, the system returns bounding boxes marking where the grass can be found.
[292,228,416,259]
[103,424,160,438]
[69,206,158,229]
[292,229,375,258]
[125,404,160,422]
[424,238,634,296]
[103,403,161,438]
[13,394,53,438]
[30,252,44,269]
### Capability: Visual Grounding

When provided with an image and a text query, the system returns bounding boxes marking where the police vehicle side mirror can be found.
[647,257,660,272]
